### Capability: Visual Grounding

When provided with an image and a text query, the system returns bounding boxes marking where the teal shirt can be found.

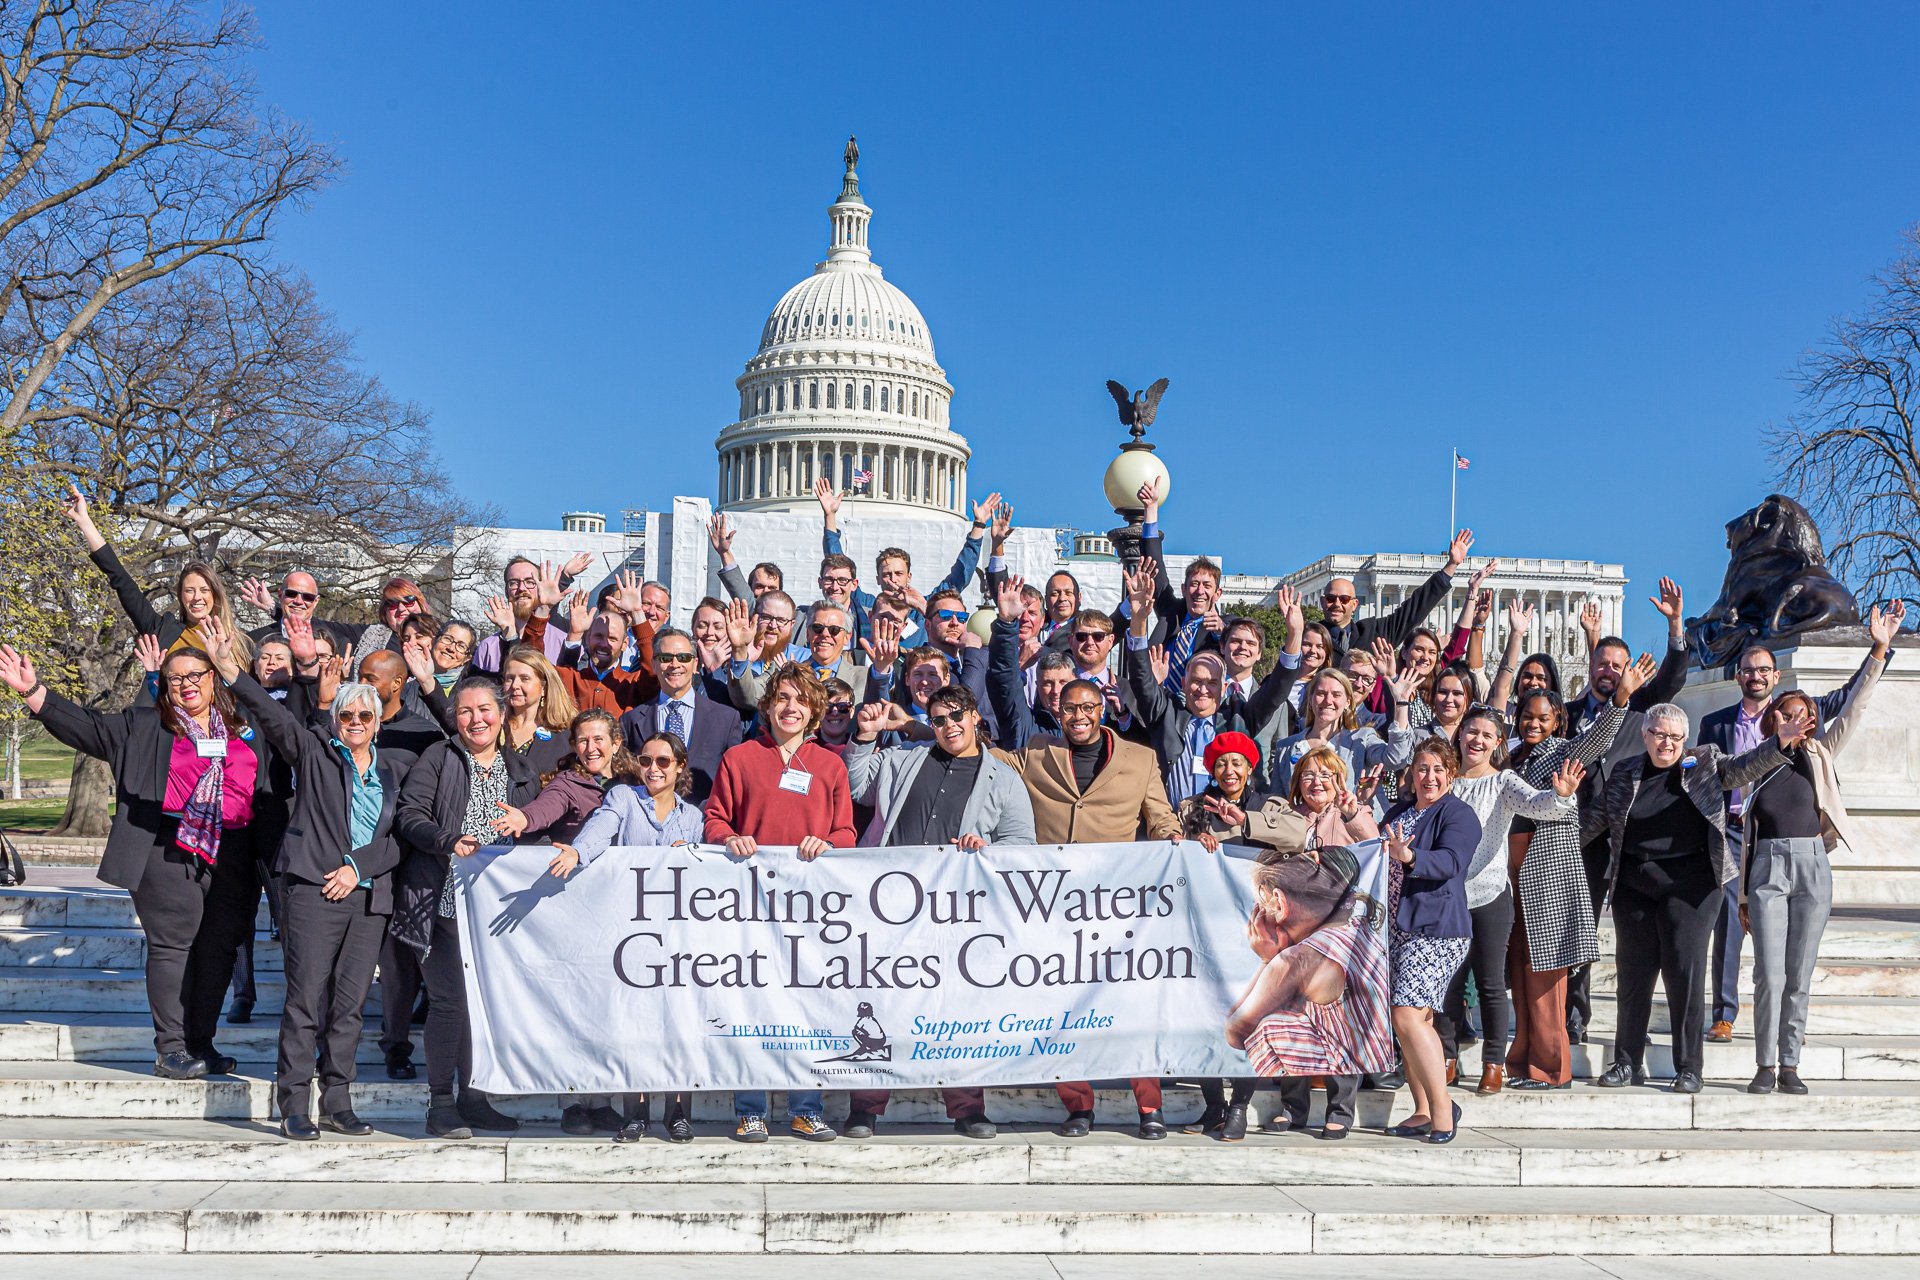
[331,740,382,885]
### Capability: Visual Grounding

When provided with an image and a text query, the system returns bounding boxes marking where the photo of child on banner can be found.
[1225,839,1395,1077]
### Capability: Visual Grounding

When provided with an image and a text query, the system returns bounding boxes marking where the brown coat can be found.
[1010,728,1181,844]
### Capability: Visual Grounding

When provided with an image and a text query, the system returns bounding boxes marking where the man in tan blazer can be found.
[1005,678,1182,1139]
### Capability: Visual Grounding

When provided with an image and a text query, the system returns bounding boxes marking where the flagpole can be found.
[1449,448,1457,539]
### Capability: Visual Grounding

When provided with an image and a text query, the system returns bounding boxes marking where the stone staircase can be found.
[4,879,1920,1270]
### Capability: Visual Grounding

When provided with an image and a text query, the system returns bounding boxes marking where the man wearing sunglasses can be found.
[244,571,352,651]
[1315,528,1477,667]
[617,627,743,803]
[727,599,874,707]
[839,683,1035,1141]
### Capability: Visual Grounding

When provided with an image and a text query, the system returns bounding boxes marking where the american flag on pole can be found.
[1454,451,1471,470]
[852,468,873,489]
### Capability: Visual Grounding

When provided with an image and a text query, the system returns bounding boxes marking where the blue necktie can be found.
[1166,616,1203,692]
[665,699,686,743]
[1180,716,1217,802]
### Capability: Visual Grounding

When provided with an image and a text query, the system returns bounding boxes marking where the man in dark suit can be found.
[1562,577,1692,1043]
[619,625,744,803]
[1314,528,1476,667]
[1693,640,1888,1043]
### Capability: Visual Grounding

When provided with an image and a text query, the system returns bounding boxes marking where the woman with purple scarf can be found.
[2,636,271,1080]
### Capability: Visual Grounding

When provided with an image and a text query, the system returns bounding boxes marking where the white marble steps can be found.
[5,1119,1920,1189]
[0,1181,1914,1254]
[1588,958,1920,999]
[0,967,300,1014]
[0,1013,418,1065]
[1594,916,1920,960]
[0,926,282,970]
[0,885,272,931]
[1586,994,1920,1037]
[7,1059,1920,1129]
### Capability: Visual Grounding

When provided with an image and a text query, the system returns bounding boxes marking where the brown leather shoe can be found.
[1707,1020,1734,1043]
[1445,1059,1459,1086]
[1476,1064,1505,1096]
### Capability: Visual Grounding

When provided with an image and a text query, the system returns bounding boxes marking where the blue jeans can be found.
[734,1089,824,1119]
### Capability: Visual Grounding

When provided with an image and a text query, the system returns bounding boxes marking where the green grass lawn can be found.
[17,732,74,782]
[0,797,71,832]
[4,729,79,832]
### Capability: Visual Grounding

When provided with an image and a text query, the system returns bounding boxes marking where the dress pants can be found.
[1566,838,1613,1033]
[1506,882,1572,1085]
[275,879,388,1119]
[1609,854,1719,1076]
[734,1088,824,1119]
[378,929,424,1059]
[1056,1078,1163,1113]
[1747,836,1833,1069]
[849,1087,987,1120]
[129,833,257,1057]
[1276,1075,1359,1129]
[227,835,284,1009]
[1200,1077,1258,1108]
[1438,890,1515,1070]
[1710,822,1747,1025]
[421,911,473,1095]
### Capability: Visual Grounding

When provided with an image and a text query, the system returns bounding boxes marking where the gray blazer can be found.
[844,738,1037,848]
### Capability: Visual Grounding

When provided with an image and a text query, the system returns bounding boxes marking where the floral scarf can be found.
[173,708,230,865]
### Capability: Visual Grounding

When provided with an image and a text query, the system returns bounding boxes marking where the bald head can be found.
[281,570,320,620]
[359,650,408,716]
[1321,576,1359,626]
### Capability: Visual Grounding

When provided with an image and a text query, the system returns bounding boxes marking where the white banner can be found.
[454,840,1394,1094]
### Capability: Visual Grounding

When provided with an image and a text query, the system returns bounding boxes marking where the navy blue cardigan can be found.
[1380,792,1482,939]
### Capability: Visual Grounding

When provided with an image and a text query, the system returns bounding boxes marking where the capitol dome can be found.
[716,139,970,522]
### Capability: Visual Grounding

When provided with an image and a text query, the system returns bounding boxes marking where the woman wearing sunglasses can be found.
[206,617,417,1140]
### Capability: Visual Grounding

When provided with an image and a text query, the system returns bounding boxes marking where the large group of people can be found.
[0,479,1903,1143]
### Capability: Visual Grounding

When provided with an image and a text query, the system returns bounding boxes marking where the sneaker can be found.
[842,1109,877,1139]
[790,1113,837,1142]
[953,1114,997,1140]
[560,1104,596,1136]
[735,1115,769,1143]
[667,1113,695,1144]
[613,1120,645,1144]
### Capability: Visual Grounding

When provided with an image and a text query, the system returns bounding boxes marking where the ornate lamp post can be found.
[1101,377,1172,571]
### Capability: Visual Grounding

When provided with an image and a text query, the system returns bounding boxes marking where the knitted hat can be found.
[1204,730,1261,775]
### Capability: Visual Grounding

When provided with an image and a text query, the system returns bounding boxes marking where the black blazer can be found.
[1565,638,1691,852]
[618,693,745,803]
[391,739,541,951]
[1125,636,1299,790]
[90,543,190,651]
[231,673,416,915]
[1323,565,1457,667]
[31,688,273,891]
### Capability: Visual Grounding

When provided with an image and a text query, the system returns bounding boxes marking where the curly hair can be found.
[757,663,828,737]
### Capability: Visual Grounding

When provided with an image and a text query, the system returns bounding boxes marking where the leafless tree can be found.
[0,0,336,439]
[1769,226,1920,610]
[20,260,496,834]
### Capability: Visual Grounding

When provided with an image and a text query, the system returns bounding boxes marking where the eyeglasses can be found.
[1058,701,1104,719]
[163,670,212,688]
[926,709,970,728]
[383,594,419,609]
[819,575,854,587]
[1322,593,1356,605]
[637,755,678,768]
[656,651,696,664]
[281,589,317,603]
[756,614,794,627]
[1738,666,1777,677]
[934,609,969,622]
[1072,630,1111,643]
[809,624,847,638]
[436,637,473,655]
[1646,730,1687,745]
[824,700,854,714]
[336,709,377,725]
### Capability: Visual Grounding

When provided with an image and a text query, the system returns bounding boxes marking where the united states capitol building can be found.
[452,142,1625,674]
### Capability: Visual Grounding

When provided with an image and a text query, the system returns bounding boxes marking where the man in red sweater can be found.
[703,665,855,1144]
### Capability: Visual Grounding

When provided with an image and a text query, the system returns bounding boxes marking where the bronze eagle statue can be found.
[1106,377,1170,435]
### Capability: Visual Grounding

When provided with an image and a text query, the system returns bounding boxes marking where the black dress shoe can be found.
[457,1090,520,1132]
[1748,1067,1777,1095]
[1182,1102,1227,1135]
[1509,1078,1571,1091]
[1595,1062,1639,1088]
[226,1000,253,1025]
[1671,1069,1703,1095]
[954,1114,997,1140]
[195,1050,237,1076]
[154,1050,208,1080]
[1060,1110,1094,1138]
[1385,1118,1431,1138]
[384,1047,416,1081]
[1317,1122,1351,1141]
[1777,1067,1809,1095]
[1425,1100,1464,1143]
[280,1115,319,1141]
[560,1104,596,1136]
[588,1105,628,1133]
[1137,1109,1168,1140]
[1221,1103,1248,1142]
[321,1110,373,1136]
[426,1095,471,1140]
[842,1109,877,1139]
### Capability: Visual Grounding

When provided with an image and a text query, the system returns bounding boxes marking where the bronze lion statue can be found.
[1685,494,1860,667]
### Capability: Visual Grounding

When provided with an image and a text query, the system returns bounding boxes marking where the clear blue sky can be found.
[248,2,1920,652]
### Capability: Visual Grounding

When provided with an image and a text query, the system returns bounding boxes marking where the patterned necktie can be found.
[1181,716,1217,803]
[1166,616,1203,692]
[665,699,686,743]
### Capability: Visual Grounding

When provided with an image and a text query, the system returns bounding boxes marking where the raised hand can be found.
[1276,584,1303,631]
[1385,824,1416,866]
[240,577,275,614]
[891,585,928,616]
[1383,663,1419,705]
[1651,576,1684,624]
[317,654,343,709]
[483,595,515,636]
[1147,643,1171,687]
[560,551,593,581]
[724,598,756,656]
[1202,606,1225,634]
[1136,478,1163,523]
[1776,709,1813,749]
[135,633,164,675]
[1614,652,1658,704]
[565,589,593,642]
[200,616,241,681]
[1467,557,1500,594]
[1369,636,1399,680]
[60,481,89,526]
[1446,528,1474,571]
[1552,758,1587,798]
[1125,555,1158,615]
[994,573,1026,623]
[1336,787,1363,820]
[402,637,436,686]
[971,490,1004,529]
[813,476,841,520]
[535,560,564,609]
[854,701,891,740]
[283,615,317,667]
[1472,589,1494,627]
[990,498,1014,549]
[1202,794,1247,827]
[708,513,736,560]
[1580,600,1602,640]
[860,614,902,672]
[490,801,529,838]
[1506,597,1535,636]
[1870,600,1908,648]
[0,645,40,696]
[1355,766,1384,806]
[608,568,646,620]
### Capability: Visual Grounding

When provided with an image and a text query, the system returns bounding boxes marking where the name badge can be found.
[195,738,228,760]
[778,767,812,795]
